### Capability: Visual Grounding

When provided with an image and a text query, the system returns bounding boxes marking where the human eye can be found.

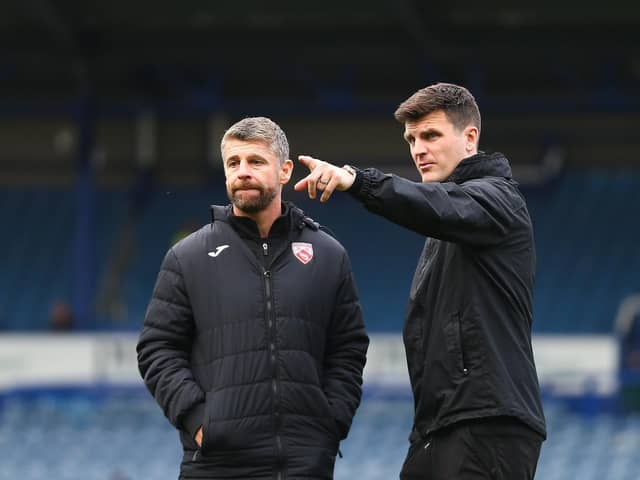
[423,131,439,141]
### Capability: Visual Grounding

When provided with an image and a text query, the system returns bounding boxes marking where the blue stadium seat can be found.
[2,392,640,480]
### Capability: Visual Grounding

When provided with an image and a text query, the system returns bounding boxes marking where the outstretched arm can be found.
[295,156,520,246]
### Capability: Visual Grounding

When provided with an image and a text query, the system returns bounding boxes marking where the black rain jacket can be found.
[137,202,369,479]
[348,152,546,440]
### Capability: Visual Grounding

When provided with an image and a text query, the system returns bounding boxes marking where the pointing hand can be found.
[294,155,356,202]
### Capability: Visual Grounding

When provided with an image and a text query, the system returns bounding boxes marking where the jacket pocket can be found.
[443,312,469,377]
[200,390,231,455]
[200,388,267,455]
[315,388,341,441]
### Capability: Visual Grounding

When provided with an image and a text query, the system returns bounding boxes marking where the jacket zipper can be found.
[263,241,285,479]
[457,315,469,376]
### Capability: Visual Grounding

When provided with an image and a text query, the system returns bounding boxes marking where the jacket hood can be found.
[446,152,513,184]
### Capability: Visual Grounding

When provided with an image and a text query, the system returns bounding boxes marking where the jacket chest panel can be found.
[273,264,328,308]
[187,245,332,320]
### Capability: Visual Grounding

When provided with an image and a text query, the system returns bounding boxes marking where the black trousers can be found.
[400,417,543,480]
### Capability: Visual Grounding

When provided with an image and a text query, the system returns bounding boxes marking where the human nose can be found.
[236,159,252,178]
[413,138,428,157]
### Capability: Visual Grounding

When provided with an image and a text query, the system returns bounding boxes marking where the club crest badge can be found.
[292,242,313,265]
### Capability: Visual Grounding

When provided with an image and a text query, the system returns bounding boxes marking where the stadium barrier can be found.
[0,333,618,411]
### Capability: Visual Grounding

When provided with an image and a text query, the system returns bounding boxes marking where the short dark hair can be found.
[394,83,481,135]
[221,116,289,165]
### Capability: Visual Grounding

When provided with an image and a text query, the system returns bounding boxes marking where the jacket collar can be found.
[445,152,512,184]
[209,201,310,239]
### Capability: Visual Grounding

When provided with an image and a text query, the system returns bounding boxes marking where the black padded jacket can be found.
[137,202,369,479]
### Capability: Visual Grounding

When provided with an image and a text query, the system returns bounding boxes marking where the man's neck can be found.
[233,200,283,238]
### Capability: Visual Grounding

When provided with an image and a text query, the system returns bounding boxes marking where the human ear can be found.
[280,159,294,184]
[465,126,479,153]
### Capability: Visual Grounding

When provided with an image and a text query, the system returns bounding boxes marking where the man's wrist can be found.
[341,164,363,193]
[342,164,356,177]
[341,164,357,191]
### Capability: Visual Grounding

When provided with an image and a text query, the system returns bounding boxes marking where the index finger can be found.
[293,177,309,192]
[298,155,318,172]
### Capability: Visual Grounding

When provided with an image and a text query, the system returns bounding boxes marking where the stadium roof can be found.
[1,1,639,109]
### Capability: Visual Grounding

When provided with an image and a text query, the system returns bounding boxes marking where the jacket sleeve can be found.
[136,248,205,439]
[349,167,522,246]
[323,251,369,440]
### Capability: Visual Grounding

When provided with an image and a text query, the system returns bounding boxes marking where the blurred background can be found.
[0,1,639,479]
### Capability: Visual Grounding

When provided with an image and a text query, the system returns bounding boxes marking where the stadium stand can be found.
[0,170,638,333]
[0,188,74,330]
[525,171,640,333]
[0,188,127,330]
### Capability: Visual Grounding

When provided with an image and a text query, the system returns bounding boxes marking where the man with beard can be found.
[137,117,368,480]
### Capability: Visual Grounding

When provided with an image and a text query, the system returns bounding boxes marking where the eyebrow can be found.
[404,127,441,141]
[225,153,267,164]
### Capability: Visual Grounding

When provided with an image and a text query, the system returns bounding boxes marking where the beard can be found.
[228,183,278,214]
